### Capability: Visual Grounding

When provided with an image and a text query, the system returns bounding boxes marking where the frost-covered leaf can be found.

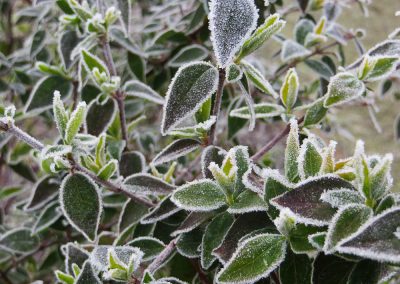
[97,159,118,180]
[161,62,219,134]
[32,202,62,234]
[324,72,365,108]
[312,254,355,284]
[0,228,40,254]
[213,212,274,263]
[376,194,396,214]
[86,98,116,136]
[128,237,165,261]
[281,40,311,62]
[298,138,323,179]
[347,260,383,284]
[285,120,300,183]
[81,49,109,77]
[141,196,181,224]
[60,173,102,242]
[53,91,68,138]
[62,243,89,275]
[369,154,393,200]
[151,139,201,166]
[271,175,355,226]
[172,211,215,237]
[238,13,286,59]
[294,19,314,45]
[279,250,312,284]
[59,30,80,69]
[25,76,73,113]
[305,59,335,81]
[288,223,321,254]
[226,63,243,83]
[201,145,227,179]
[30,30,46,58]
[176,228,203,258]
[118,199,149,234]
[241,61,278,97]
[171,179,226,212]
[337,207,400,262]
[168,44,209,68]
[90,245,143,272]
[124,174,175,195]
[216,234,286,284]
[264,170,293,219]
[124,80,165,105]
[228,190,267,213]
[320,189,364,208]
[201,212,234,269]
[280,68,299,111]
[358,56,399,82]
[308,232,326,250]
[230,146,251,196]
[75,261,101,284]
[209,0,258,67]
[324,204,372,253]
[65,102,86,144]
[128,52,146,82]
[119,151,145,177]
[303,98,328,127]
[24,175,59,211]
[117,0,131,35]
[230,102,284,119]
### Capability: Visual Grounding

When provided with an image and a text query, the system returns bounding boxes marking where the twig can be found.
[208,68,226,145]
[251,116,304,162]
[146,238,177,273]
[71,80,80,110]
[100,36,129,148]
[0,120,154,207]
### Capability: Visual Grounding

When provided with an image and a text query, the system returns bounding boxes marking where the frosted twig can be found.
[146,238,177,273]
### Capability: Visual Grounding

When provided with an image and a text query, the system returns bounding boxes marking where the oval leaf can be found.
[151,138,201,166]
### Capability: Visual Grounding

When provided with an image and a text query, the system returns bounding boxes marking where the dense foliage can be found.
[0,0,400,283]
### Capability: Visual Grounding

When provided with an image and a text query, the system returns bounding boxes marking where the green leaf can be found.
[280,68,299,111]
[298,138,323,179]
[303,98,328,127]
[30,30,46,58]
[294,19,314,45]
[60,173,102,241]
[241,61,278,97]
[319,189,364,208]
[123,173,175,195]
[271,175,355,226]
[176,228,203,258]
[264,170,293,219]
[305,59,334,81]
[281,40,311,62]
[75,261,101,284]
[55,271,74,284]
[128,51,146,82]
[288,223,321,254]
[216,234,286,284]
[337,206,400,262]
[81,49,108,75]
[171,179,226,211]
[59,30,80,69]
[119,151,145,177]
[98,159,118,180]
[226,63,243,83]
[86,98,116,136]
[53,91,68,138]
[24,175,59,211]
[141,196,180,224]
[128,237,165,261]
[32,202,62,234]
[151,139,201,166]
[161,62,219,134]
[308,232,326,250]
[0,228,40,254]
[323,72,365,108]
[369,154,393,200]
[172,211,215,237]
[124,80,165,105]
[238,13,286,59]
[229,190,267,214]
[169,44,209,67]
[324,204,372,253]
[285,119,300,183]
[62,243,89,275]
[201,212,234,269]
[347,260,382,284]
[279,250,312,284]
[25,76,73,113]
[65,101,86,144]
[118,199,149,234]
[209,0,258,67]
[312,254,355,284]
[230,102,284,119]
[201,145,227,179]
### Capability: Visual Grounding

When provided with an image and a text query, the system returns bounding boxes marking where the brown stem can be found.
[208,68,226,145]
[146,238,177,273]
[71,80,80,110]
[0,121,154,207]
[251,116,304,162]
